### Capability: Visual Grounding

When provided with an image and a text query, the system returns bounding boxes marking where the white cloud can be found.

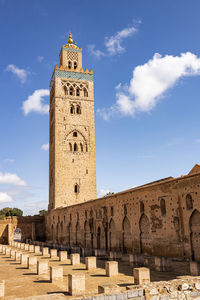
[22,89,49,115]
[88,45,105,59]
[98,52,200,119]
[195,139,200,143]
[105,26,138,55]
[5,64,30,84]
[41,143,49,151]
[89,23,140,58]
[4,158,15,163]
[0,172,27,186]
[24,201,48,208]
[98,189,111,198]
[37,56,44,62]
[0,192,13,204]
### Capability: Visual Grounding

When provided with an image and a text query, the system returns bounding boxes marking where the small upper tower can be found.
[49,33,97,210]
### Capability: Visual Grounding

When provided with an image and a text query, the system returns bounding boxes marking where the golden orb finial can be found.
[68,32,73,44]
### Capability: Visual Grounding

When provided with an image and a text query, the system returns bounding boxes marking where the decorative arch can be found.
[84,220,91,248]
[69,86,74,96]
[84,88,88,97]
[186,194,193,210]
[74,143,78,152]
[76,221,81,246]
[122,216,132,253]
[109,218,116,251]
[139,214,151,255]
[70,105,75,114]
[190,209,200,260]
[74,61,77,70]
[68,61,72,69]
[97,226,101,249]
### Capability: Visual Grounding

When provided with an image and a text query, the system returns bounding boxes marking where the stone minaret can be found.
[49,33,97,210]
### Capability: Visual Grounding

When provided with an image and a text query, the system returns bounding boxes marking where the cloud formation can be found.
[22,89,49,115]
[98,189,111,198]
[88,23,139,58]
[41,143,49,151]
[5,64,30,83]
[0,192,13,204]
[0,172,27,186]
[98,52,200,120]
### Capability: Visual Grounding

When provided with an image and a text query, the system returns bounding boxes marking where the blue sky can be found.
[1,0,200,215]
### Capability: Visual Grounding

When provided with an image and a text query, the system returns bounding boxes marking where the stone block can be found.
[86,256,96,270]
[68,274,85,296]
[129,254,134,264]
[28,256,37,269]
[98,284,120,294]
[24,244,29,251]
[37,260,48,275]
[15,251,22,261]
[6,248,11,256]
[71,253,80,265]
[20,254,29,265]
[50,249,58,259]
[42,247,49,256]
[59,251,68,261]
[17,243,21,249]
[20,243,25,250]
[0,245,3,252]
[50,266,63,282]
[14,242,18,247]
[11,250,15,258]
[190,261,200,276]
[106,261,118,277]
[34,246,40,254]
[133,267,150,285]
[2,247,6,254]
[0,280,5,297]
[29,245,34,252]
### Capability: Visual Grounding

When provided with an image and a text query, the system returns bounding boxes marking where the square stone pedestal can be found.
[0,280,5,297]
[20,254,29,266]
[29,245,34,252]
[34,246,40,254]
[59,251,68,261]
[85,257,96,270]
[42,247,49,256]
[28,256,37,270]
[37,260,48,275]
[68,274,85,296]
[133,267,150,285]
[50,249,58,259]
[71,253,80,265]
[105,261,118,277]
[50,266,63,282]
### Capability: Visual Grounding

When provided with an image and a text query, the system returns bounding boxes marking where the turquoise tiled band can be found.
[62,47,82,53]
[55,70,93,81]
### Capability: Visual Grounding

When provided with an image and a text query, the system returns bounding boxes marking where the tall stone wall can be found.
[45,171,200,260]
[0,216,45,244]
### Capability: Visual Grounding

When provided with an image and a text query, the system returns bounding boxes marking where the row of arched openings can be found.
[69,142,87,152]
[70,104,81,115]
[68,61,77,70]
[64,86,88,97]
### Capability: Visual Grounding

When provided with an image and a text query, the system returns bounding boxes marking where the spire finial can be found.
[68,32,73,44]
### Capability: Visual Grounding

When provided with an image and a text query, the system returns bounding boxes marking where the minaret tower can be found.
[49,33,97,210]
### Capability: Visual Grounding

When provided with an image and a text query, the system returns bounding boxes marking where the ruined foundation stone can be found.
[37,260,48,275]
[28,245,34,252]
[105,261,118,277]
[68,274,85,296]
[50,249,57,259]
[50,266,63,282]
[134,267,150,285]
[28,256,37,269]
[85,256,96,270]
[71,253,80,265]
[20,253,29,265]
[59,251,68,261]
[42,247,49,256]
[34,245,40,254]
[0,280,5,297]
[98,284,120,294]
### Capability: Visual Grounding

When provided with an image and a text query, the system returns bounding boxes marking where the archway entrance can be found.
[122,216,132,253]
[190,210,200,261]
[139,214,151,255]
[97,227,101,249]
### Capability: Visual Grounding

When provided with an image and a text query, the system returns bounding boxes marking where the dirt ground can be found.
[0,246,191,299]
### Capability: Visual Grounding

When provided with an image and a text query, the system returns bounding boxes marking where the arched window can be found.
[70,105,74,114]
[76,88,80,96]
[69,143,72,151]
[73,131,77,137]
[160,198,166,216]
[186,194,193,210]
[84,88,88,97]
[74,62,77,69]
[69,87,74,96]
[80,143,83,152]
[74,184,79,193]
[76,105,81,114]
[64,86,68,95]
[68,61,72,69]
[140,201,144,213]
[74,143,78,152]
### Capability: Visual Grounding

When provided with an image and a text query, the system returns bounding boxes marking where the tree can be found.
[39,209,48,216]
[0,207,23,218]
